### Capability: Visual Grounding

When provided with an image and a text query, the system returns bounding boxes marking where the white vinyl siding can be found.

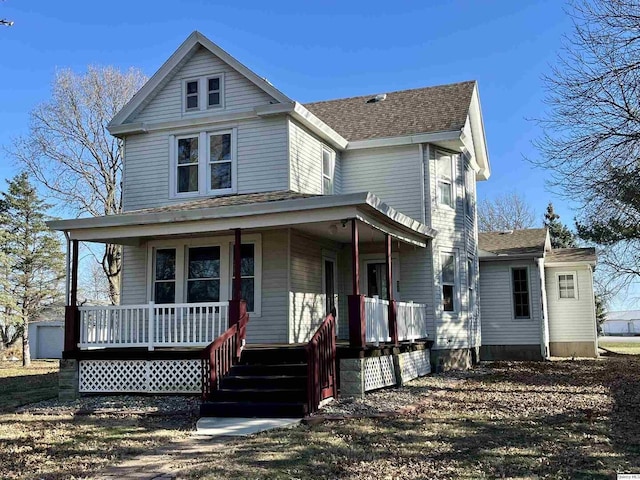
[289,120,340,195]
[132,46,275,123]
[341,145,422,220]
[545,265,597,343]
[120,245,148,305]
[122,116,288,211]
[479,259,543,346]
[288,229,340,343]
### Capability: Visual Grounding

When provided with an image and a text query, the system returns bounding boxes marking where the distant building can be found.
[602,311,640,336]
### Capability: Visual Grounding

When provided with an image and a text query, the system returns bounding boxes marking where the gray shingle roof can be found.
[124,190,319,215]
[304,81,476,141]
[544,248,596,264]
[478,228,548,256]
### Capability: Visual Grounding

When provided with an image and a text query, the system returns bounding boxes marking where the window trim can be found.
[510,266,531,320]
[146,233,262,316]
[464,162,474,219]
[182,73,225,114]
[321,146,335,194]
[169,128,237,199]
[556,271,578,300]
[440,251,459,313]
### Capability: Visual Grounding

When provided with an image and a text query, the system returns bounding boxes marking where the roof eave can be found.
[468,83,490,181]
[346,129,463,151]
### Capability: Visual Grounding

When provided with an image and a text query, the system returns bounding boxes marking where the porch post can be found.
[386,234,398,345]
[348,219,366,348]
[64,239,80,352]
[229,228,242,327]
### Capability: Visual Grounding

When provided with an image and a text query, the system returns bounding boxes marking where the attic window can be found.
[183,74,225,113]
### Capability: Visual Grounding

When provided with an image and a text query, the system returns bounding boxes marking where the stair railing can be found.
[305,308,337,414]
[201,302,249,401]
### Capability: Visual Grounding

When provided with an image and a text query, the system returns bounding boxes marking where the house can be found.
[602,310,640,336]
[478,228,598,360]
[48,31,490,415]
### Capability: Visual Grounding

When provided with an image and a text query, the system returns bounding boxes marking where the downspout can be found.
[536,257,550,360]
[64,232,71,306]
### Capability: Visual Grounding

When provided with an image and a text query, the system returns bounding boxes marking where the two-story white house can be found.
[49,31,490,416]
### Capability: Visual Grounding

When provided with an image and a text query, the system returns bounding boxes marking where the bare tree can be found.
[532,0,640,289]
[478,192,537,232]
[12,66,147,305]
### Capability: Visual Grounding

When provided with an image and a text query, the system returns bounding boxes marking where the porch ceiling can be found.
[48,192,436,248]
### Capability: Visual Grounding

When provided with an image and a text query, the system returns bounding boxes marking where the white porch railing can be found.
[78,302,229,350]
[364,296,390,344]
[396,301,428,342]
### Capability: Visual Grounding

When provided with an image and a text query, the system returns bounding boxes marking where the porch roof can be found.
[48,191,436,247]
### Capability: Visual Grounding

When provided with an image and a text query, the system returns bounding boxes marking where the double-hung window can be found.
[441,253,456,312]
[322,147,335,194]
[209,133,232,190]
[187,246,220,303]
[464,164,474,218]
[512,267,530,319]
[436,150,455,208]
[176,135,199,194]
[171,130,236,197]
[185,80,199,111]
[154,249,176,304]
[558,273,577,299]
[207,76,222,108]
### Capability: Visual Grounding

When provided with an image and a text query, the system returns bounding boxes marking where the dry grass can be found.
[0,360,59,411]
[3,358,640,479]
[171,358,640,479]
[599,340,640,355]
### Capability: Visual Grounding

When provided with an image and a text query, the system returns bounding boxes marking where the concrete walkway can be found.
[94,417,301,480]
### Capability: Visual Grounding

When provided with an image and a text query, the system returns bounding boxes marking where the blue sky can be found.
[0,1,635,309]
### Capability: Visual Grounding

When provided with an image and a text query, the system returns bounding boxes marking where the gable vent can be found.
[366,93,387,103]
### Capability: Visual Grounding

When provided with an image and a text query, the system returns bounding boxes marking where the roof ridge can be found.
[303,80,477,106]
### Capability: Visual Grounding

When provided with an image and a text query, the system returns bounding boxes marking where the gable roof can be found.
[478,228,548,257]
[544,247,596,265]
[304,81,476,142]
[108,31,293,129]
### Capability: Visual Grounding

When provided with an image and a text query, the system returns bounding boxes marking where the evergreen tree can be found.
[543,203,576,249]
[594,294,607,335]
[0,173,64,366]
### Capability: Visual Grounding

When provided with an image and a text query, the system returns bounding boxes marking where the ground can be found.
[599,336,640,355]
[2,356,640,479]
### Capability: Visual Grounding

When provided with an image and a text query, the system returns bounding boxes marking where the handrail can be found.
[305,309,337,414]
[201,305,249,401]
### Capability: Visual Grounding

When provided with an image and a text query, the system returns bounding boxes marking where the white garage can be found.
[28,321,64,359]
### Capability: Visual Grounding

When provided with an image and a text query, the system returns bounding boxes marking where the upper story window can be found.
[183,74,224,113]
[170,129,236,198]
[464,163,474,218]
[441,252,457,312]
[322,147,335,194]
[436,149,455,208]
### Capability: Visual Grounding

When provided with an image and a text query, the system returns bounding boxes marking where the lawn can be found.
[0,360,59,411]
[599,340,640,355]
[2,358,640,479]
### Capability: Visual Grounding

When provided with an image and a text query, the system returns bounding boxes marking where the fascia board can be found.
[478,253,543,262]
[468,84,491,180]
[346,130,462,151]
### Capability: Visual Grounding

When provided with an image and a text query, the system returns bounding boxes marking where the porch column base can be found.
[339,358,365,399]
[58,359,79,401]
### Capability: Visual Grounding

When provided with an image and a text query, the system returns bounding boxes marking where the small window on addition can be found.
[558,274,576,299]
[185,80,199,110]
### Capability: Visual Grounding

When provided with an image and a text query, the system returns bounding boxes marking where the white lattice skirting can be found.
[79,359,201,393]
[364,355,397,391]
[399,349,431,383]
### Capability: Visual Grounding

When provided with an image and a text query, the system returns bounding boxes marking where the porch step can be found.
[201,345,310,418]
[221,374,307,390]
[200,401,308,418]
[210,388,306,403]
